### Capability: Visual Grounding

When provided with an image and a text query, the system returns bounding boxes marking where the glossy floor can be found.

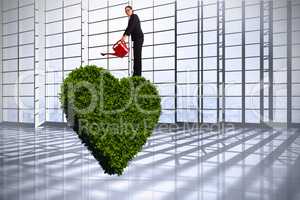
[1,124,300,200]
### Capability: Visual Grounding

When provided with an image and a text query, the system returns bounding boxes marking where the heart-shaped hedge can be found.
[59,65,161,175]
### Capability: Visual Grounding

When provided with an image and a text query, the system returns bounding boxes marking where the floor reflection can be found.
[0,124,300,200]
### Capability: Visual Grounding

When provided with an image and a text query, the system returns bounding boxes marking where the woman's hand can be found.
[121,35,127,42]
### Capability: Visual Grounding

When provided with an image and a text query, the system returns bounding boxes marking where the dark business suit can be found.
[123,13,144,76]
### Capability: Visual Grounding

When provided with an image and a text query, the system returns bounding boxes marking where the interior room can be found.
[1,0,300,199]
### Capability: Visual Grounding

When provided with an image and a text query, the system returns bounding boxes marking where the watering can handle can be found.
[113,40,125,49]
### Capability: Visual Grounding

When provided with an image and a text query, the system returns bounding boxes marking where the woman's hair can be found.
[125,5,133,11]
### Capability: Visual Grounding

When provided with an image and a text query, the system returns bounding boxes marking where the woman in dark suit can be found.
[121,6,144,76]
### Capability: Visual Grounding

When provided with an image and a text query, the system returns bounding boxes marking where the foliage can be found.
[59,65,161,175]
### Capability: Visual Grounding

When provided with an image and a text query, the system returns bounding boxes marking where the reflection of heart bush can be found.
[59,65,161,175]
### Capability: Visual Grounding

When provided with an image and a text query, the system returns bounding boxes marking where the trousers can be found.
[133,38,144,76]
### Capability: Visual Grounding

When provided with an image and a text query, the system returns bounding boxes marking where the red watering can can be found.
[101,40,129,58]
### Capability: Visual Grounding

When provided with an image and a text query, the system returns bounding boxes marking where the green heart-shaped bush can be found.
[59,65,161,175]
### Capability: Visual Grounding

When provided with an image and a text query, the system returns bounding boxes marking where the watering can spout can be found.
[101,40,128,58]
[101,53,116,56]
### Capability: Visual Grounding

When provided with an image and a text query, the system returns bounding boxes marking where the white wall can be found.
[0,0,299,126]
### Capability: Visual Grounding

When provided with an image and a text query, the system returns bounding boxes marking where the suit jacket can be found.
[123,13,144,41]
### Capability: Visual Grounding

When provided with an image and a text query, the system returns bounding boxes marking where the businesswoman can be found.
[121,6,144,76]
